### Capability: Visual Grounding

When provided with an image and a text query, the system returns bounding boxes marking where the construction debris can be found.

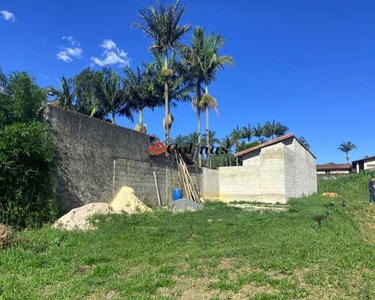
[175,152,203,204]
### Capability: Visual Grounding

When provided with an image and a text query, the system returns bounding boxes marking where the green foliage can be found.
[0,122,58,228]
[0,71,46,127]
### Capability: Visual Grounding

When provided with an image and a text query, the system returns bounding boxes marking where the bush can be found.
[0,122,58,228]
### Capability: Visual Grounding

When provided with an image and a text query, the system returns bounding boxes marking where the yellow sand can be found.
[111,186,152,214]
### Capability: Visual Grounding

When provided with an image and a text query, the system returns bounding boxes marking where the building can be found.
[352,156,375,173]
[316,163,352,175]
[218,134,317,204]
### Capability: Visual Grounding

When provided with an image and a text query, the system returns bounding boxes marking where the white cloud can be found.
[91,39,130,67]
[57,36,83,63]
[62,36,80,46]
[1,10,16,23]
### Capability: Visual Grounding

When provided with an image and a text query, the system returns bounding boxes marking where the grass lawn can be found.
[1,172,375,300]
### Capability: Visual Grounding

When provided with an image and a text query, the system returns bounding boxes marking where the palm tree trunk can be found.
[206,106,210,168]
[197,110,201,167]
[112,112,116,124]
[139,109,143,126]
[164,51,170,145]
[197,82,202,167]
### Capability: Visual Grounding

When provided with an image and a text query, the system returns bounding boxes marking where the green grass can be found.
[1,172,375,299]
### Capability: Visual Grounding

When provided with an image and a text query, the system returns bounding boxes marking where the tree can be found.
[263,120,277,140]
[241,123,253,142]
[47,76,74,109]
[144,52,191,136]
[122,66,160,133]
[274,122,288,137]
[252,123,264,141]
[338,141,357,163]
[180,27,234,166]
[100,68,123,124]
[199,88,218,150]
[0,71,46,126]
[134,0,190,144]
[298,136,310,149]
[221,135,234,166]
[74,68,106,119]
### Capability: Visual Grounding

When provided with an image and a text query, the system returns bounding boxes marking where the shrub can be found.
[0,122,58,228]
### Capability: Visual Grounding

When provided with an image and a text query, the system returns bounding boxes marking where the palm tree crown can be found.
[338,141,357,163]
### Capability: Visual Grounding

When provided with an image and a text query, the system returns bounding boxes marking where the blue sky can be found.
[1,0,374,164]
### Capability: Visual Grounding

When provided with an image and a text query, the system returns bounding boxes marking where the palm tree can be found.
[199,87,219,150]
[180,27,234,166]
[100,68,122,124]
[338,141,357,163]
[252,123,264,142]
[241,123,253,142]
[134,0,190,144]
[47,76,74,109]
[298,136,310,149]
[274,122,289,137]
[231,126,243,166]
[121,66,159,133]
[263,120,277,140]
[144,52,191,136]
[221,135,233,166]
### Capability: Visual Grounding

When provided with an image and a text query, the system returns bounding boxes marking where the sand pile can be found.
[111,186,152,214]
[0,224,12,248]
[53,186,151,231]
[53,203,114,230]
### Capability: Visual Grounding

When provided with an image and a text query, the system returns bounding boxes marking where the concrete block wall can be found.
[284,139,317,199]
[219,138,317,203]
[220,142,287,203]
[201,167,219,197]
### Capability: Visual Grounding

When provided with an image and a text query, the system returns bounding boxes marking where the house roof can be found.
[352,156,375,164]
[235,133,316,159]
[316,163,351,171]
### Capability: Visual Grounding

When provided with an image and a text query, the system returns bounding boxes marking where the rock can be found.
[111,186,152,214]
[0,224,12,249]
[53,203,114,231]
[171,198,203,212]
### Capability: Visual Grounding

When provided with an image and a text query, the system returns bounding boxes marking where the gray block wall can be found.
[43,106,204,212]
[219,137,317,203]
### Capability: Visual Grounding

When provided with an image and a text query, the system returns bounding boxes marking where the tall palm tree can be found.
[180,27,234,166]
[199,87,219,150]
[134,0,190,144]
[47,76,74,109]
[252,123,264,142]
[100,68,122,124]
[241,123,253,142]
[338,141,357,163]
[144,52,191,135]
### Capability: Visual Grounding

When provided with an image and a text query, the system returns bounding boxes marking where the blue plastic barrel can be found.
[172,188,182,201]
